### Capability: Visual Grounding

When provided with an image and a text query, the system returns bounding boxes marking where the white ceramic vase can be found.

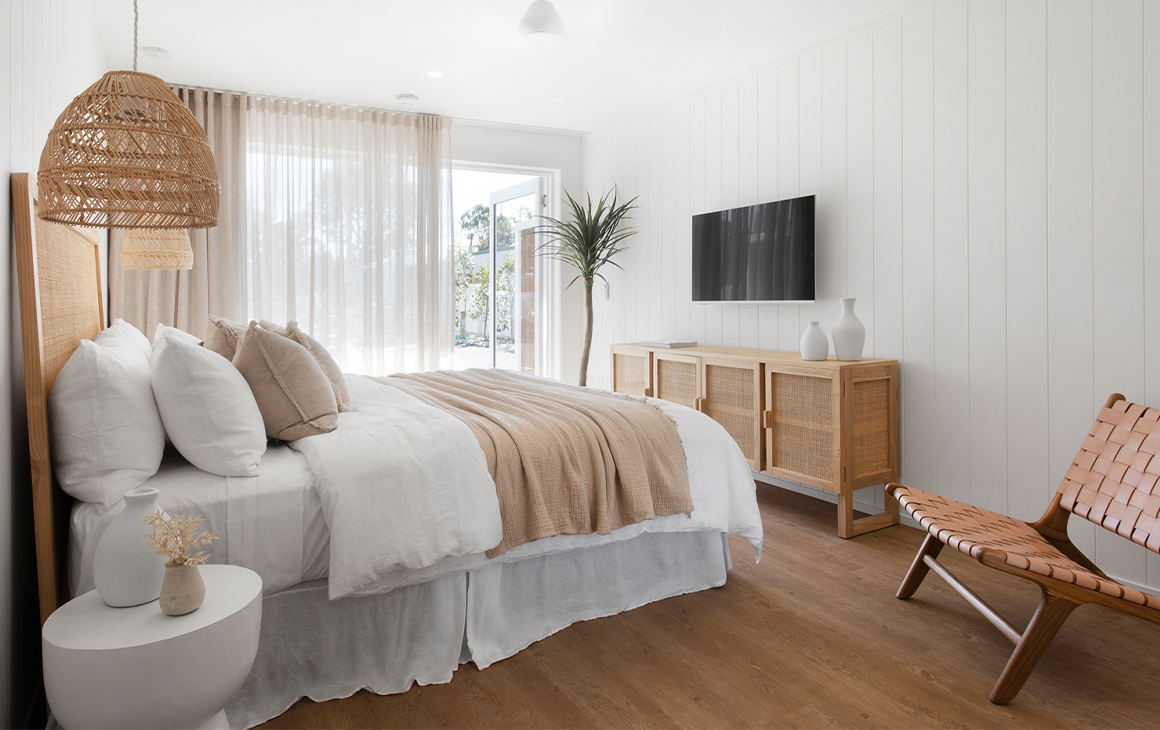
[832,297,866,361]
[160,564,206,616]
[799,321,829,361]
[92,487,167,607]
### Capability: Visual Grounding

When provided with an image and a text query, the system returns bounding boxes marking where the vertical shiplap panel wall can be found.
[1004,0,1050,540]
[967,0,1008,517]
[901,4,936,506]
[1144,1,1160,590]
[584,0,1160,593]
[2,1,107,723]
[1092,0,1148,588]
[932,0,971,510]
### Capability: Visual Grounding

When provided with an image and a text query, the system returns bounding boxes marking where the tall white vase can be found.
[832,297,866,361]
[799,321,829,361]
[93,487,167,607]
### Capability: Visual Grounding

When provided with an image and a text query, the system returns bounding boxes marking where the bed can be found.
[12,172,763,729]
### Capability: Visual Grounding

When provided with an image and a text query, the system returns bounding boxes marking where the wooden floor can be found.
[261,484,1160,729]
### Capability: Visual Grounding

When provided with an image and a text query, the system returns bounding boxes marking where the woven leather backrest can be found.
[1058,397,1160,553]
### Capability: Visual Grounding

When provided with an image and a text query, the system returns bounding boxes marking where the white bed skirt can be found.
[226,530,731,729]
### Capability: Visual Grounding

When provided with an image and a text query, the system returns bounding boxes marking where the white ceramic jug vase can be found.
[832,297,866,361]
[93,487,167,607]
[799,321,829,361]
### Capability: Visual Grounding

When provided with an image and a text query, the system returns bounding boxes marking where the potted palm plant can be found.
[538,190,637,386]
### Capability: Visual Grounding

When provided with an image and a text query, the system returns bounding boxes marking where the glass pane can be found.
[453,200,493,370]
[451,170,539,372]
[493,193,536,371]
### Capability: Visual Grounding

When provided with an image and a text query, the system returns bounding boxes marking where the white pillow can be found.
[154,322,202,347]
[151,328,267,476]
[49,319,165,512]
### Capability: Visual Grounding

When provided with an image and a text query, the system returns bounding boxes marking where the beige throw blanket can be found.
[378,369,693,558]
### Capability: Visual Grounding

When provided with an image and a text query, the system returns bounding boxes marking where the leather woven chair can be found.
[887,393,1160,703]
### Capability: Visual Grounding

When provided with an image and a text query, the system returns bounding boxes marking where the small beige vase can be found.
[160,564,206,616]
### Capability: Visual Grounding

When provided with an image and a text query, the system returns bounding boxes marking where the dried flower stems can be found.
[141,510,218,567]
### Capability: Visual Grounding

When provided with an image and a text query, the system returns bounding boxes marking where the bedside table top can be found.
[43,564,262,652]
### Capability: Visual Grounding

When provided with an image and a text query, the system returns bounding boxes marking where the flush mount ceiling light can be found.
[428,70,444,78]
[518,0,564,48]
[37,0,217,272]
[397,93,420,106]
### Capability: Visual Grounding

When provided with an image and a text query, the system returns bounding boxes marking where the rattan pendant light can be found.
[121,229,194,270]
[37,0,218,270]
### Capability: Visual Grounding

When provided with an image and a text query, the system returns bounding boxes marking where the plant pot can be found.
[92,487,167,607]
[160,564,206,616]
[799,321,829,361]
[832,297,866,361]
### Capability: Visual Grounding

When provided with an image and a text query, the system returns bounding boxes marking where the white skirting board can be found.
[751,471,916,528]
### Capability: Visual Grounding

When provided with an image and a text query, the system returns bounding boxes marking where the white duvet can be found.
[288,376,504,599]
[290,373,763,600]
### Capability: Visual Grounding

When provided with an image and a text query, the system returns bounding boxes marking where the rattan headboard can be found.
[11,172,104,624]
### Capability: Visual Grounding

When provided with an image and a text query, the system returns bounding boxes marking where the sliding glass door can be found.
[487,178,542,372]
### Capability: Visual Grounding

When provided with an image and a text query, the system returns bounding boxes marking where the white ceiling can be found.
[88,0,915,133]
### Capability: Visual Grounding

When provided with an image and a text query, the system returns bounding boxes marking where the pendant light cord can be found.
[132,0,138,71]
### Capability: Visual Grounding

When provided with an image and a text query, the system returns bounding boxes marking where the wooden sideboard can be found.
[611,343,899,538]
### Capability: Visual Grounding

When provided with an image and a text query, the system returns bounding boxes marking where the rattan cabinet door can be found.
[849,364,898,489]
[652,352,701,409]
[763,369,839,492]
[610,345,652,396]
[700,357,762,470]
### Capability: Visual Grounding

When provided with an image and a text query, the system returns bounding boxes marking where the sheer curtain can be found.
[245,99,454,375]
[110,87,248,339]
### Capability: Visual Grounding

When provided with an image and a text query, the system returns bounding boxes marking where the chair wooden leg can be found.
[989,588,1078,704]
[897,533,943,599]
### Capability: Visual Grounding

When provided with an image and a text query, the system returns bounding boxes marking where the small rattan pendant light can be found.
[121,229,194,270]
[38,0,217,270]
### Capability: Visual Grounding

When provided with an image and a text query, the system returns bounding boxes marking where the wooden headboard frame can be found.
[11,173,105,624]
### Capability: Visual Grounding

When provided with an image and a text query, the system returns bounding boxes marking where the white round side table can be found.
[43,564,263,730]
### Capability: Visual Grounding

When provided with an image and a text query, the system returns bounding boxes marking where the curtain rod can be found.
[169,82,587,137]
[169,82,446,118]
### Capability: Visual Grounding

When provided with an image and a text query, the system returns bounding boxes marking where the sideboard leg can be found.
[838,484,901,539]
[838,490,856,538]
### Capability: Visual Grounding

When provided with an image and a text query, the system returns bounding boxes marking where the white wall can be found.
[1,0,106,723]
[452,120,587,383]
[584,0,1160,593]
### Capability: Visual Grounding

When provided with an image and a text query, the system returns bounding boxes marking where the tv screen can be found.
[692,195,815,303]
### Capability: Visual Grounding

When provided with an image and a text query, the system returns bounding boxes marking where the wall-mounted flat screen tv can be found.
[692,194,815,303]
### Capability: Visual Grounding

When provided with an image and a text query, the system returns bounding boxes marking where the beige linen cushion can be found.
[259,319,288,336]
[232,321,339,441]
[204,316,247,360]
[284,320,356,412]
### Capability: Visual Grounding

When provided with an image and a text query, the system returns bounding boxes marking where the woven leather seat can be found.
[894,489,1160,609]
[887,394,1160,704]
